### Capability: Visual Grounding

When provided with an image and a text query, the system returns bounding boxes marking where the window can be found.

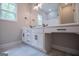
[0,3,16,21]
[37,14,42,26]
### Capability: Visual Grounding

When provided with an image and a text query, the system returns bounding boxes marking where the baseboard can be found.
[0,40,22,52]
[52,44,79,55]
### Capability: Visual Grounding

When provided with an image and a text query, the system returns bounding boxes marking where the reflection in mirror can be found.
[33,3,60,27]
[48,11,58,19]
[37,14,43,26]
[60,3,75,24]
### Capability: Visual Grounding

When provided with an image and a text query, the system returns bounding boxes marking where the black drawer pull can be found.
[35,35,38,40]
[23,33,24,37]
[57,29,66,31]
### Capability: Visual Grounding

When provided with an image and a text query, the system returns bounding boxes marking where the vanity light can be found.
[33,3,43,10]
[48,9,52,12]
[64,3,72,6]
[64,3,68,5]
[61,3,72,8]
[38,3,43,9]
[33,6,38,10]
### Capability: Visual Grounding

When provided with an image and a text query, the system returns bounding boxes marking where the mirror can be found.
[40,3,59,20]
[33,3,77,27]
[35,3,60,27]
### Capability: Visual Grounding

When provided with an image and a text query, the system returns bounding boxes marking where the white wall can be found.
[0,3,31,51]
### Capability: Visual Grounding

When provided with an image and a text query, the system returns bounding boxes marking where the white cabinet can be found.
[22,27,45,52]
[31,28,45,51]
[22,28,33,45]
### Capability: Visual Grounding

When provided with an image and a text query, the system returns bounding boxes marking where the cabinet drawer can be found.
[44,26,79,33]
[32,28,43,33]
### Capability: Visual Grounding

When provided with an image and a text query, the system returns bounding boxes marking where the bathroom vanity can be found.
[22,3,79,55]
[42,4,79,54]
[22,27,46,52]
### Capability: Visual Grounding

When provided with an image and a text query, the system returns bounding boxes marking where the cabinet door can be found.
[31,29,38,47]
[37,33,45,50]
[31,28,45,50]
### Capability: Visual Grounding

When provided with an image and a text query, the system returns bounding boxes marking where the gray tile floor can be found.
[4,44,47,56]
[3,44,72,56]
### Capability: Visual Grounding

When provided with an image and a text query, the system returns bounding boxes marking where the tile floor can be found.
[4,44,47,56]
[3,43,72,56]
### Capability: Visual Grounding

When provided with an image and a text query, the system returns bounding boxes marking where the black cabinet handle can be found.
[56,29,66,31]
[35,35,38,40]
[23,33,24,37]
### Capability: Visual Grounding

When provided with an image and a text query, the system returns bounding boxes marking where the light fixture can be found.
[38,3,42,8]
[64,3,72,6]
[64,3,68,5]
[33,3,43,10]
[33,6,38,10]
[48,9,52,12]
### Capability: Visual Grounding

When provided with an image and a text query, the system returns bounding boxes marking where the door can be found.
[75,3,79,23]
[60,4,75,24]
